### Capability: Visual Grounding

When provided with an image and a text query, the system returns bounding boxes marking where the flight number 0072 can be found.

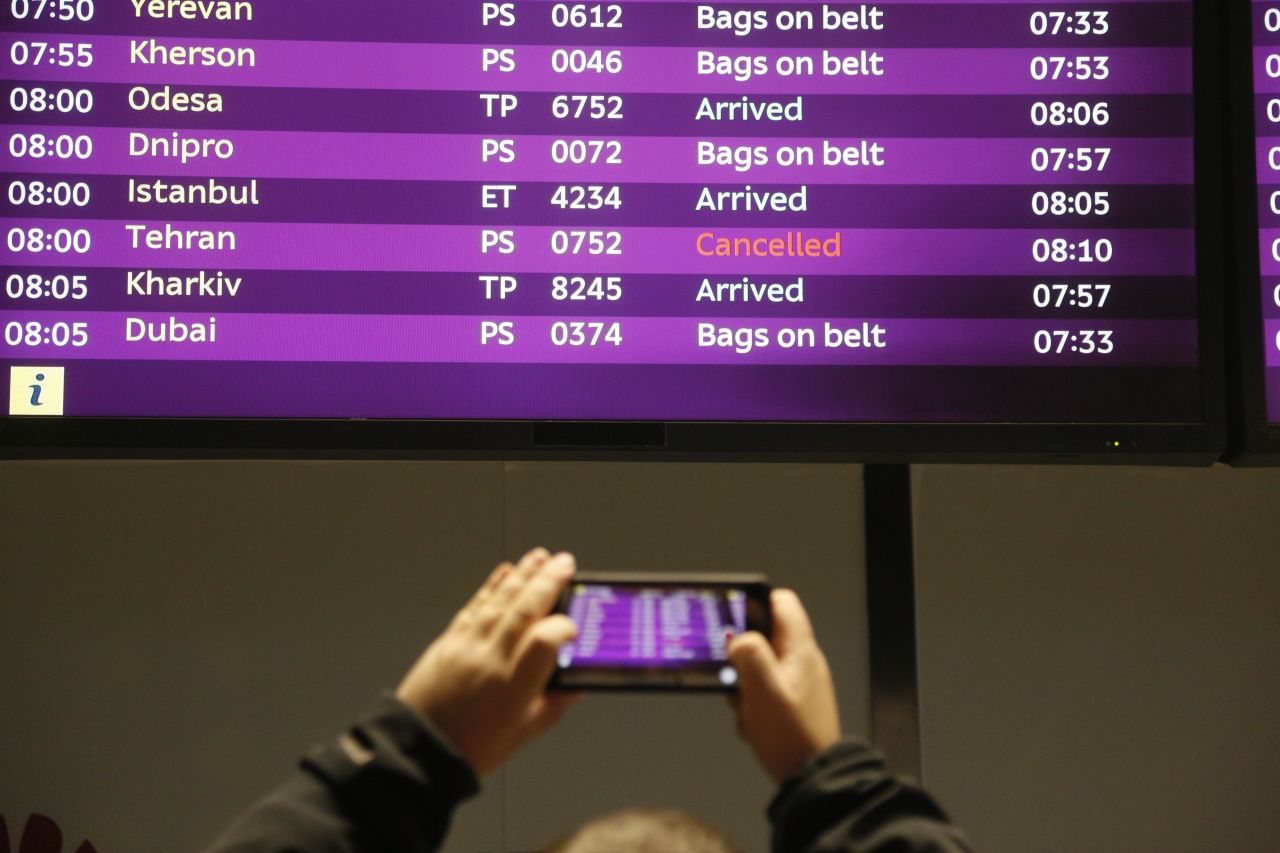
[551,139,622,164]
[551,185,622,210]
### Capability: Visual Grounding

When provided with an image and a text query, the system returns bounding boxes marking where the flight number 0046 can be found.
[551,49,622,74]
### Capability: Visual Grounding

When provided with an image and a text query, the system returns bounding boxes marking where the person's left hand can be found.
[395,548,582,776]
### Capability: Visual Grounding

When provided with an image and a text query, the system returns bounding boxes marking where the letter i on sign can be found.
[9,367,65,415]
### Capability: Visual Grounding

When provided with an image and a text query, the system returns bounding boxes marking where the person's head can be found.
[544,808,741,853]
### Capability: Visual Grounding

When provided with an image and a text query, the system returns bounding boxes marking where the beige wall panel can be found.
[0,461,508,853]
[914,465,1280,853]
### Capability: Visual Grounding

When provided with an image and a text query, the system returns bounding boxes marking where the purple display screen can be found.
[559,583,748,674]
[1253,2,1280,423]
[2,2,1201,424]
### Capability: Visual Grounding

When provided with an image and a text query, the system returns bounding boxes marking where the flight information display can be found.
[560,583,747,668]
[1253,1,1280,425]
[2,1,1202,424]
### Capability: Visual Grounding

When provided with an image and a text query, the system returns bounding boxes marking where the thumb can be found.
[520,689,583,741]
[512,613,577,695]
[728,631,784,698]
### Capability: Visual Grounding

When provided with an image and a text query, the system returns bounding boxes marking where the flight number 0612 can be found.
[551,4,622,28]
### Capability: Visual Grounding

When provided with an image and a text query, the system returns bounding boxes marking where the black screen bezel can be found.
[549,572,772,693]
[0,2,1227,464]
[1225,0,1280,464]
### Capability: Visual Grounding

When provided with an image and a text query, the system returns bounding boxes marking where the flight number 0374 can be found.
[551,185,622,209]
[550,321,622,346]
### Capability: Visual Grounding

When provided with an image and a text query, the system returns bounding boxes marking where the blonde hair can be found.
[544,808,741,853]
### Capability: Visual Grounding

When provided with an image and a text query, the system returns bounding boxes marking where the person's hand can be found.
[395,548,581,776]
[727,589,842,785]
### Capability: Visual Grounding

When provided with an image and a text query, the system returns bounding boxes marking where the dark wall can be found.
[0,461,867,853]
[1,461,1276,852]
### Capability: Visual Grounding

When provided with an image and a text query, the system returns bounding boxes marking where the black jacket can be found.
[205,696,972,853]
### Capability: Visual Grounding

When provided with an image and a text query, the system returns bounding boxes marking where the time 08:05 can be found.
[5,320,88,347]
[6,273,88,300]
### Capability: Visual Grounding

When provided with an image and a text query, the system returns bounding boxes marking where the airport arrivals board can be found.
[1,1,1202,425]
[1253,0,1280,426]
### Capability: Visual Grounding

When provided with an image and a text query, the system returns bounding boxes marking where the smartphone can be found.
[549,572,772,691]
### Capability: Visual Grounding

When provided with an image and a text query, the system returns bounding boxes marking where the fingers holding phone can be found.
[728,589,842,785]
[549,574,773,691]
[395,548,581,777]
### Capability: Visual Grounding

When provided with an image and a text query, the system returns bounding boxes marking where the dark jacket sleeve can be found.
[768,739,974,853]
[204,695,479,853]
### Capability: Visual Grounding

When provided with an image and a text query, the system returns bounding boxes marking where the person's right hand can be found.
[727,589,842,785]
[395,548,581,777]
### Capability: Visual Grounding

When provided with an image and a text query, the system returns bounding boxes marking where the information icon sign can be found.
[9,367,65,416]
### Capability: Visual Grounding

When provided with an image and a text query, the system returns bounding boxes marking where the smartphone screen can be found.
[551,574,771,690]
